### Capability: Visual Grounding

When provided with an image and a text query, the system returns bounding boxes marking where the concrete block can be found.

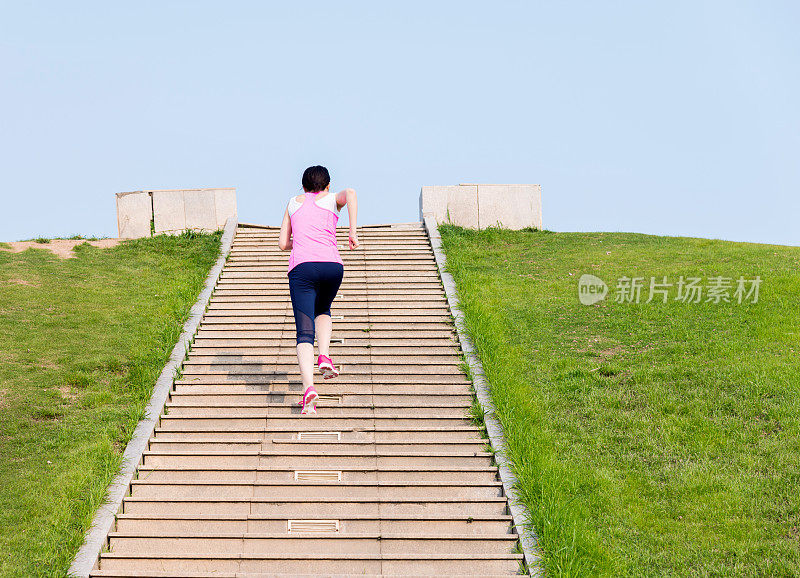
[419,184,542,230]
[214,188,238,229]
[184,189,217,231]
[152,190,186,234]
[419,185,479,228]
[116,191,152,239]
[151,188,237,234]
[477,184,542,229]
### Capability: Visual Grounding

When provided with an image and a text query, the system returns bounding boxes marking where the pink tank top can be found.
[287,192,344,273]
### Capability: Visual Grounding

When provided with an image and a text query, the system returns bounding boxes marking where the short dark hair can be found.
[302,165,330,192]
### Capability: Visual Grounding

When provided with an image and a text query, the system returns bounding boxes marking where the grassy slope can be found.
[0,233,221,577]
[439,226,800,577]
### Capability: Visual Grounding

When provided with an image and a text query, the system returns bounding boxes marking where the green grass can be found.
[439,225,800,577]
[0,233,221,577]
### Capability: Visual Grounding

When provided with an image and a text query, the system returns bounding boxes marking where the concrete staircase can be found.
[89,222,525,577]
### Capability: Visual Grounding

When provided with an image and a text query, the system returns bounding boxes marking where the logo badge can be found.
[578,274,608,305]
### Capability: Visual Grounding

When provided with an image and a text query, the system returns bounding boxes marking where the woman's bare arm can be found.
[336,188,359,249]
[278,206,292,250]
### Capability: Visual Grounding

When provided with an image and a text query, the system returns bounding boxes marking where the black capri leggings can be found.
[288,261,344,345]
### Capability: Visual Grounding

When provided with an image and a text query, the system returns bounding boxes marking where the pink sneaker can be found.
[317,355,339,379]
[299,387,318,415]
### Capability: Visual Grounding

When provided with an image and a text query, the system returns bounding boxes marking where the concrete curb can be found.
[423,215,544,577]
[68,218,238,578]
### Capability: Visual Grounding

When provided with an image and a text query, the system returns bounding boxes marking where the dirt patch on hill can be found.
[57,385,78,402]
[0,239,120,259]
[8,278,40,287]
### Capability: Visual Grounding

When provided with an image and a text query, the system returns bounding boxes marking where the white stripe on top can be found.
[288,192,340,217]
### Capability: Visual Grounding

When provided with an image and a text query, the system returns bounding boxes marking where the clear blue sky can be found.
[1,1,798,245]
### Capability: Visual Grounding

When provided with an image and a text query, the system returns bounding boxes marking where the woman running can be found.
[278,165,359,415]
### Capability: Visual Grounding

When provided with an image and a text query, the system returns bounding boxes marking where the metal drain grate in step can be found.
[294,470,343,481]
[298,431,341,441]
[288,519,340,533]
[316,394,342,405]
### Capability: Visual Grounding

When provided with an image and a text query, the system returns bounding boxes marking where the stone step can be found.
[128,480,503,499]
[237,224,423,230]
[178,357,464,376]
[121,497,510,518]
[172,382,473,395]
[93,553,523,575]
[213,286,446,293]
[199,315,451,323]
[228,249,424,254]
[232,243,431,250]
[215,282,442,289]
[232,241,421,245]
[219,274,442,282]
[140,451,494,469]
[232,237,431,243]
[92,571,518,578]
[209,295,448,303]
[228,251,435,256]
[237,225,423,230]
[200,314,453,323]
[237,229,426,234]
[151,426,484,442]
[214,283,443,290]
[221,267,440,277]
[219,274,441,282]
[212,289,446,297]
[181,354,462,365]
[208,295,449,308]
[224,258,437,264]
[114,513,514,535]
[192,331,460,341]
[227,256,435,260]
[234,233,427,238]
[234,232,426,237]
[241,245,430,250]
[106,532,519,555]
[134,465,500,483]
[227,255,436,259]
[205,305,450,314]
[198,317,452,326]
[225,260,438,267]
[163,404,471,419]
[220,269,438,275]
[231,256,446,262]
[230,243,432,249]
[193,329,457,342]
[179,363,464,376]
[234,231,427,235]
[187,340,460,351]
[147,439,487,453]
[229,245,433,251]
[211,291,446,298]
[237,227,424,233]
[168,391,473,405]
[203,312,451,320]
[177,374,471,385]
[212,286,445,294]
[231,238,431,244]
[158,415,476,431]
[234,235,428,241]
